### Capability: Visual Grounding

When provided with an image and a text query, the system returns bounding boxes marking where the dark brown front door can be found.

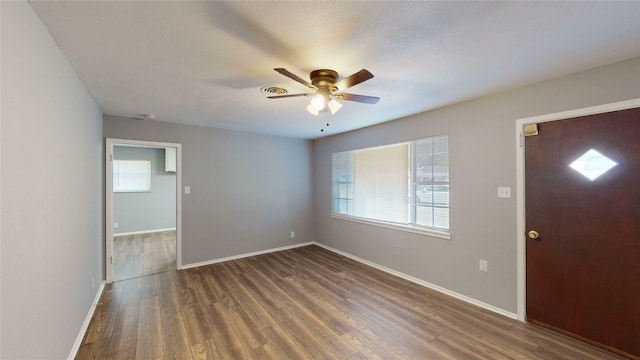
[525,107,640,358]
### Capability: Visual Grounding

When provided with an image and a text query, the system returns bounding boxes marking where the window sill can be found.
[330,213,451,240]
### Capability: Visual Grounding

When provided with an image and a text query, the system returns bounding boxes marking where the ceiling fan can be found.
[267,68,379,115]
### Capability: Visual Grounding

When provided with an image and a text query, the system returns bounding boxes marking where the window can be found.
[331,135,449,235]
[333,151,354,215]
[113,160,151,192]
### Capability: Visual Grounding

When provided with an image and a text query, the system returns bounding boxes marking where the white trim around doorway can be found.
[105,138,183,283]
[514,98,640,321]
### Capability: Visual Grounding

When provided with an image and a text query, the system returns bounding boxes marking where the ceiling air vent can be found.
[260,86,288,95]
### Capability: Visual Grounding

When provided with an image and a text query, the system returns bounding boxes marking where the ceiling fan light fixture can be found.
[310,93,326,111]
[328,98,342,115]
[306,104,320,115]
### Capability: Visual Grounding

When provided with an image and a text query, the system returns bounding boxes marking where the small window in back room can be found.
[113,160,151,192]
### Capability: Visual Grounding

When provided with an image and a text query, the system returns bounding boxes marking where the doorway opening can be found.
[106,138,182,283]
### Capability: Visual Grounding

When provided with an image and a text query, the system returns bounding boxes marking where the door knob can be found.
[528,230,540,240]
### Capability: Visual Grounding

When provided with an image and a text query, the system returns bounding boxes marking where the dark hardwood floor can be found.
[78,245,630,359]
[113,230,176,281]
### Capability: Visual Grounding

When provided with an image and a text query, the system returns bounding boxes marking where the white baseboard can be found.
[313,242,518,320]
[180,242,314,270]
[68,280,106,360]
[113,227,176,236]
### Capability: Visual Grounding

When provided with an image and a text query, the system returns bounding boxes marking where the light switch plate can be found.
[184,186,191,194]
[497,187,511,198]
[479,260,488,272]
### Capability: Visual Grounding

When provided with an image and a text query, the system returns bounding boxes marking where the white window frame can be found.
[331,135,450,239]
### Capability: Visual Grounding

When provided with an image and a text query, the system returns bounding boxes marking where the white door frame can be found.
[515,98,640,321]
[105,138,183,283]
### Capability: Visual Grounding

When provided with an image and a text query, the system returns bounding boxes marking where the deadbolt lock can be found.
[528,230,540,240]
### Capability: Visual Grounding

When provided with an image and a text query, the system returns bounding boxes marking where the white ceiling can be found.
[30,1,640,139]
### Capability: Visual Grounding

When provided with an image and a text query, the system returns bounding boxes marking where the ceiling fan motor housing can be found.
[310,69,339,91]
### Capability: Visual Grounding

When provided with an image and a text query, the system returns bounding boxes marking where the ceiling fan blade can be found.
[267,93,312,99]
[334,69,374,91]
[274,68,317,90]
[337,93,380,104]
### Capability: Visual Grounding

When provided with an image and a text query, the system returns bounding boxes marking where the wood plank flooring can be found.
[113,231,176,281]
[78,245,631,359]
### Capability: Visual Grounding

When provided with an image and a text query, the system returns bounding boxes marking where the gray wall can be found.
[314,57,640,314]
[104,116,315,265]
[113,146,176,234]
[1,2,104,358]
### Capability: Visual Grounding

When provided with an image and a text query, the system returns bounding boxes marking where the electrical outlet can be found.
[479,260,488,272]
[290,231,295,238]
[497,187,511,198]
[113,222,119,228]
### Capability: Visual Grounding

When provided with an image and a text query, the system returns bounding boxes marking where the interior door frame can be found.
[515,98,640,321]
[105,138,183,283]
